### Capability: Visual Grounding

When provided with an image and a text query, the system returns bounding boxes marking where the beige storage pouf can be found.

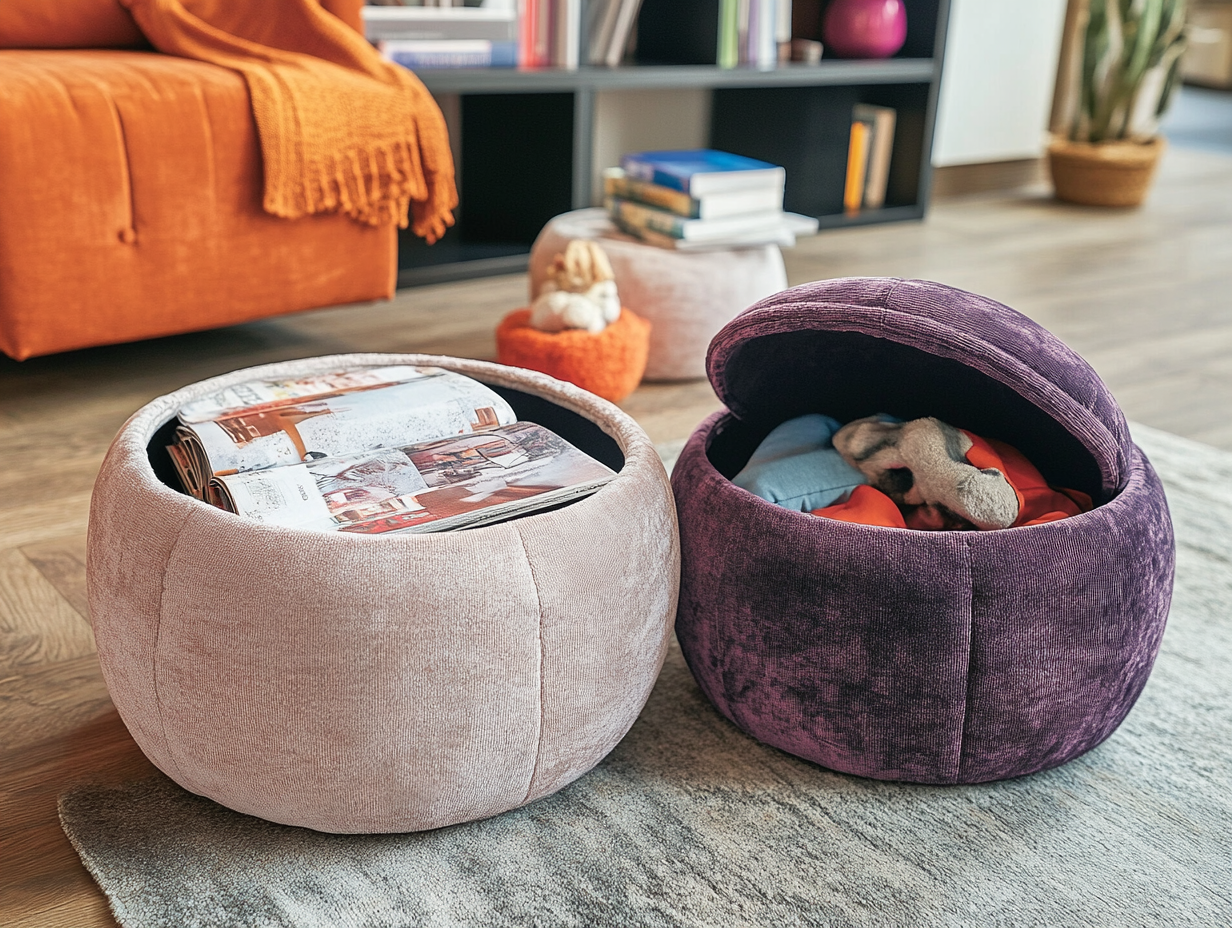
[529,208,788,381]
[87,353,679,834]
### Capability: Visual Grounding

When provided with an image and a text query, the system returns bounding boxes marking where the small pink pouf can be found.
[529,209,787,381]
[88,353,678,833]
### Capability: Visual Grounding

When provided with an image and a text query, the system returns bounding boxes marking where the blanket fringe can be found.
[265,137,454,240]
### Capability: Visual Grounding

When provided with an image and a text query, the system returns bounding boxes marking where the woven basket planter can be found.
[1048,136,1165,207]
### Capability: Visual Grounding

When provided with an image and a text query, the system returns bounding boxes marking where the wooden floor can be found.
[2,145,1230,927]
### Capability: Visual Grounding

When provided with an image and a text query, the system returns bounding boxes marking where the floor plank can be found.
[0,655,145,927]
[20,535,90,625]
[0,549,95,671]
[0,493,93,552]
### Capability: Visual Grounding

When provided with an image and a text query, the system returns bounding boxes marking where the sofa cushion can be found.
[0,0,146,49]
[0,50,396,360]
[0,0,364,49]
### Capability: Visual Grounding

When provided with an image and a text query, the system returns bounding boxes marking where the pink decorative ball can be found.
[822,0,908,59]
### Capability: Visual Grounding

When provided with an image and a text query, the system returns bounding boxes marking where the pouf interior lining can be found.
[146,381,627,497]
[706,329,1105,502]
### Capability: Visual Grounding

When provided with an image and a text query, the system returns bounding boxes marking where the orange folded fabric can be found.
[812,484,908,529]
[121,0,457,240]
[813,431,1093,530]
[961,431,1092,527]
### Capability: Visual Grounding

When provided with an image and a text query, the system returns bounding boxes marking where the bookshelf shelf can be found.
[416,59,938,94]
[397,0,951,288]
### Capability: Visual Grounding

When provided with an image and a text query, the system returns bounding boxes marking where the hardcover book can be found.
[619,149,787,197]
[852,103,897,209]
[603,167,784,219]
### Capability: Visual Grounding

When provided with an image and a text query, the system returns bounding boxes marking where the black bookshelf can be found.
[398,0,950,288]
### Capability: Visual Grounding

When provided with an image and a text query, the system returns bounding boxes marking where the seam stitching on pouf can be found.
[954,534,976,783]
[515,525,547,805]
[152,505,195,786]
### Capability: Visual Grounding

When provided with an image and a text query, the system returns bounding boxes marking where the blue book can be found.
[620,149,786,197]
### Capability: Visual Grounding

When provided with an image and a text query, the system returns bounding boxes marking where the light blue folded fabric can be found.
[732,413,870,512]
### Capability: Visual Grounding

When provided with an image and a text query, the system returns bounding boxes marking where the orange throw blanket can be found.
[121,0,457,241]
[815,432,1093,531]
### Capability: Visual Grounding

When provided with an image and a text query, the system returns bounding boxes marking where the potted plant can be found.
[1049,0,1188,207]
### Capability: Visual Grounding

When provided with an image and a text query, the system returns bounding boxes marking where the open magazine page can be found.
[170,368,517,497]
[211,422,616,535]
[176,366,432,423]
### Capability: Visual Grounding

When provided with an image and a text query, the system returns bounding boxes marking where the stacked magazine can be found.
[167,366,616,535]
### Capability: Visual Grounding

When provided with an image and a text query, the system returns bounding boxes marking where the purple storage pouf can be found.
[671,277,1175,784]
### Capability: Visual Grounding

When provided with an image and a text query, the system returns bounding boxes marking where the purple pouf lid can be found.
[706,277,1132,501]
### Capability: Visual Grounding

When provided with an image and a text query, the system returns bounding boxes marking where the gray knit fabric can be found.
[60,424,1232,928]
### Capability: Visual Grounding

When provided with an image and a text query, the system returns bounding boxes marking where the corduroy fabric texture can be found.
[87,353,679,833]
[120,0,456,239]
[496,307,651,403]
[0,49,398,360]
[672,277,1176,783]
[528,209,788,381]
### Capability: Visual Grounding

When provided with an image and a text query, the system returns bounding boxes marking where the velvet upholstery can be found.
[88,354,679,833]
[672,278,1175,783]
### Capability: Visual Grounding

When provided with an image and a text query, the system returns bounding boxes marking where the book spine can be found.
[717,0,739,68]
[775,0,792,61]
[553,0,581,68]
[844,119,870,215]
[604,174,700,217]
[757,0,778,68]
[863,108,896,209]
[519,0,537,65]
[535,0,553,66]
[737,0,750,64]
[605,0,643,67]
[606,197,688,238]
[587,0,619,64]
[612,216,682,249]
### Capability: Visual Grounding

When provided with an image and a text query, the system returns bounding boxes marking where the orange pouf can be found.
[496,307,651,403]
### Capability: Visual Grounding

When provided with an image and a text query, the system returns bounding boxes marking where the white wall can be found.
[932,0,1069,166]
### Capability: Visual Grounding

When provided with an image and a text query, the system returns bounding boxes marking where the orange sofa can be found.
[0,0,398,361]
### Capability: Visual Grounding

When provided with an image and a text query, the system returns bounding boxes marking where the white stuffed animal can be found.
[530,240,622,334]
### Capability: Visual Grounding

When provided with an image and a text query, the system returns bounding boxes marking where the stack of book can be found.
[843,104,897,215]
[605,149,818,251]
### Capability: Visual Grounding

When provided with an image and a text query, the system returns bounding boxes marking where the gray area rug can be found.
[60,424,1232,928]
